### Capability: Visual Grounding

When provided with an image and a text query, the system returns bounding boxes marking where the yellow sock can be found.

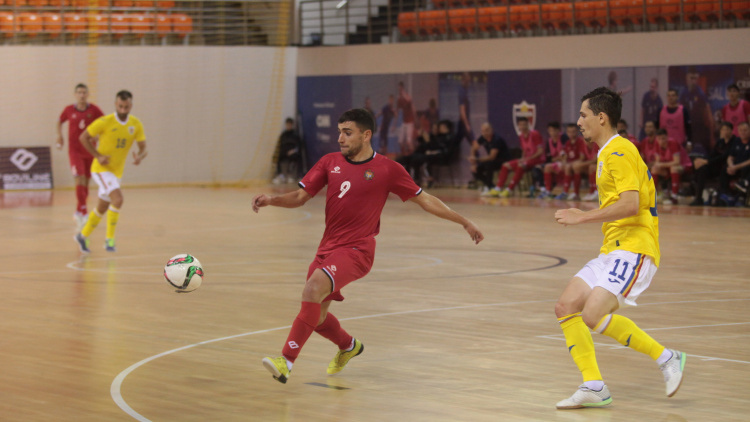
[559,313,602,382]
[597,314,665,361]
[81,209,103,238]
[106,205,120,240]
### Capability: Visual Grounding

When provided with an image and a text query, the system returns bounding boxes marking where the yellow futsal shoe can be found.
[262,356,291,384]
[327,338,364,375]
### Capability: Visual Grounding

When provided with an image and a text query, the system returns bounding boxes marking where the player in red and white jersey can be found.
[579,140,601,201]
[721,84,750,137]
[651,128,691,204]
[55,83,104,230]
[487,116,544,197]
[253,109,483,384]
[542,124,589,200]
[640,120,659,165]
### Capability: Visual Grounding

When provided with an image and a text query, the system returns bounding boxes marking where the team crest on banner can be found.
[512,101,536,135]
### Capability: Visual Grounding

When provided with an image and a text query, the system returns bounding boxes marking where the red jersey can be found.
[563,138,588,161]
[397,95,415,124]
[655,138,691,168]
[300,152,422,255]
[520,130,544,165]
[547,134,564,160]
[628,137,641,151]
[640,136,658,162]
[721,100,750,136]
[59,103,104,156]
[586,141,600,160]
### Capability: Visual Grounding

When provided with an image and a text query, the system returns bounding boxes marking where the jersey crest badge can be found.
[364,169,374,180]
[128,126,135,135]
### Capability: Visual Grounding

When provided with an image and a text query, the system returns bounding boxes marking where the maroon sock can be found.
[315,313,353,350]
[281,301,321,362]
[544,171,553,191]
[589,172,596,193]
[563,173,571,193]
[573,173,582,195]
[508,167,525,190]
[496,165,509,188]
[76,185,88,214]
[670,172,680,196]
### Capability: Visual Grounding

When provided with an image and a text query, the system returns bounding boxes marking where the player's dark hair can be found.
[339,108,375,133]
[566,123,578,129]
[720,121,734,130]
[75,83,88,91]
[644,120,656,127]
[116,90,133,101]
[618,119,628,127]
[517,116,529,123]
[687,66,698,75]
[547,121,560,129]
[727,83,740,92]
[667,88,678,95]
[581,87,621,129]
[656,128,668,136]
[285,117,294,124]
[618,129,628,136]
[438,119,453,133]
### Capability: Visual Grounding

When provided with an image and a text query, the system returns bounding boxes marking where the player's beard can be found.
[342,142,362,158]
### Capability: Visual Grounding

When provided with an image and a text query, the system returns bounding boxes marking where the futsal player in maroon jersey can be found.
[55,83,104,230]
[252,109,484,384]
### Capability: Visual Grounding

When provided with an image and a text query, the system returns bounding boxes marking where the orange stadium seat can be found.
[133,0,155,7]
[110,13,130,36]
[48,0,73,6]
[130,13,154,36]
[62,13,87,36]
[155,13,170,36]
[0,12,15,37]
[87,13,107,36]
[398,11,417,36]
[418,10,447,35]
[542,2,573,30]
[42,13,62,37]
[156,0,174,8]
[509,5,540,31]
[29,0,49,7]
[685,0,719,22]
[18,13,43,37]
[72,0,107,8]
[574,1,608,28]
[448,8,477,34]
[477,6,508,32]
[9,0,29,6]
[723,0,750,20]
[171,13,192,36]
[432,0,447,9]
[114,0,134,7]
[646,0,681,23]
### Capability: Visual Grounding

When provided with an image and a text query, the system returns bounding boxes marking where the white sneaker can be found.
[583,190,598,201]
[272,174,286,185]
[479,186,490,196]
[659,349,686,397]
[74,212,88,232]
[556,384,613,409]
[567,192,579,201]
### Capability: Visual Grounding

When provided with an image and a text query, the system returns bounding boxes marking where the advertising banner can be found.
[0,147,53,190]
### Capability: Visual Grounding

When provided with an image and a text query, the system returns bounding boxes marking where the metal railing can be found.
[298,0,749,46]
[0,0,294,45]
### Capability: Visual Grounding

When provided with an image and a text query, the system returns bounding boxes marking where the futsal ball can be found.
[164,254,204,293]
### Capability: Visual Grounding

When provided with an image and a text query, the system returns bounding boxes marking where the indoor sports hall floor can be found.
[2,186,749,421]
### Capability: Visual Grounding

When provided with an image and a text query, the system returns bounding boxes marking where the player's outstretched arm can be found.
[409,192,484,244]
[55,121,64,150]
[252,188,312,213]
[555,190,639,226]
[80,130,109,165]
[133,140,148,165]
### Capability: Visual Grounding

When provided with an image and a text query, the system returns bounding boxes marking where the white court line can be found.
[112,298,750,421]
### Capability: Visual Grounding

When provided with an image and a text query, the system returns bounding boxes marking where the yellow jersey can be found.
[596,135,660,266]
[87,113,146,178]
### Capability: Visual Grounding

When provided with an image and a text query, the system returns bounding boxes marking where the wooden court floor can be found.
[1,186,749,421]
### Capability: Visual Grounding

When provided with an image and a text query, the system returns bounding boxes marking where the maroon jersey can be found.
[640,136,658,162]
[721,100,750,136]
[300,152,422,255]
[656,139,692,167]
[586,141,600,160]
[563,138,587,161]
[59,103,104,156]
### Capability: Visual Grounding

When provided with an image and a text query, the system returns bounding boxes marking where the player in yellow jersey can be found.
[74,90,147,253]
[553,87,685,409]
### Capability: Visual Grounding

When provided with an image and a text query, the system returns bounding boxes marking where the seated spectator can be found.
[486,117,544,197]
[640,120,659,165]
[580,141,600,201]
[617,119,637,144]
[471,123,509,195]
[719,122,750,203]
[720,84,750,138]
[397,120,456,187]
[272,118,303,184]
[533,121,565,197]
[651,128,692,204]
[690,122,737,206]
[539,124,587,200]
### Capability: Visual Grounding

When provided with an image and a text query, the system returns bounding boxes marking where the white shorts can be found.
[574,250,657,307]
[92,172,121,201]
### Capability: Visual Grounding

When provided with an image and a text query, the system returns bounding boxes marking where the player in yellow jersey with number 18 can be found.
[75,90,147,253]
[552,87,685,409]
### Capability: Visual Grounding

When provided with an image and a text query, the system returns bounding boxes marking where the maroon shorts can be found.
[69,152,94,178]
[307,238,375,302]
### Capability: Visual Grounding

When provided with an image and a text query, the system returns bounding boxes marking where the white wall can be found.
[297,28,750,75]
[0,46,298,188]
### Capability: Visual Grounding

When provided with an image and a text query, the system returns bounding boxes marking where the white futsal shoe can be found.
[659,349,686,397]
[556,384,612,409]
